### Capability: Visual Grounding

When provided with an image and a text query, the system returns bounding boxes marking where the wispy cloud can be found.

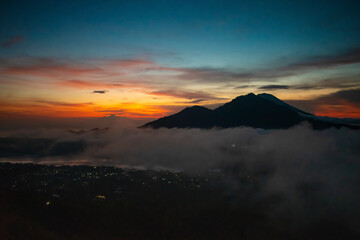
[1,36,24,48]
[184,99,206,104]
[234,85,256,89]
[97,109,125,113]
[315,88,360,106]
[32,99,94,107]
[173,47,360,83]
[1,63,104,77]
[1,46,360,87]
[59,80,125,89]
[0,98,97,118]
[257,77,360,91]
[96,106,171,119]
[1,47,360,119]
[283,47,360,71]
[285,88,360,118]
[146,89,222,101]
[258,85,290,90]
[91,90,108,94]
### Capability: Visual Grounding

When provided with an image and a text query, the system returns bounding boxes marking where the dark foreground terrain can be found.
[0,162,358,240]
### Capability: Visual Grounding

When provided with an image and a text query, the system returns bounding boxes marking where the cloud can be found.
[285,88,360,118]
[0,56,280,89]
[0,52,359,120]
[234,85,256,89]
[59,80,126,89]
[175,46,360,84]
[299,88,360,107]
[33,100,94,107]
[91,90,108,94]
[1,123,359,235]
[1,36,24,48]
[257,77,360,91]
[2,123,359,173]
[0,98,99,119]
[107,59,153,68]
[96,105,171,119]
[97,109,124,113]
[284,47,360,70]
[185,99,206,104]
[0,57,173,90]
[1,64,104,77]
[320,88,360,105]
[315,77,360,89]
[1,48,360,90]
[175,67,254,83]
[146,89,222,100]
[179,48,360,82]
[154,46,360,84]
[258,85,290,90]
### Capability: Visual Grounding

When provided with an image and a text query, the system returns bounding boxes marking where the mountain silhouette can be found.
[141,93,359,130]
[257,93,313,116]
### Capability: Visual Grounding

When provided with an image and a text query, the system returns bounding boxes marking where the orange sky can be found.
[0,57,359,119]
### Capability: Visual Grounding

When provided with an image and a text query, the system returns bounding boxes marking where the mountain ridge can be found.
[141,93,359,130]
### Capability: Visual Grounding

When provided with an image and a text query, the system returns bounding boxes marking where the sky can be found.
[0,0,360,119]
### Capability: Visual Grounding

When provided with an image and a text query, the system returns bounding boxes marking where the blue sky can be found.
[2,0,359,66]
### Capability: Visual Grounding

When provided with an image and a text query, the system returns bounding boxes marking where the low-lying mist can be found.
[1,120,360,236]
[1,120,359,174]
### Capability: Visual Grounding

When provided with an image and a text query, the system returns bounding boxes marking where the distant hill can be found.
[141,93,359,130]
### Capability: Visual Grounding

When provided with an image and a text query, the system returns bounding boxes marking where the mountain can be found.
[143,106,215,129]
[141,93,359,130]
[257,93,313,116]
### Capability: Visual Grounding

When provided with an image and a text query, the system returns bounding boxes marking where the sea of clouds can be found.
[1,117,360,234]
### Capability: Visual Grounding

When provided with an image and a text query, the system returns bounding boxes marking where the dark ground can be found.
[0,162,358,240]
